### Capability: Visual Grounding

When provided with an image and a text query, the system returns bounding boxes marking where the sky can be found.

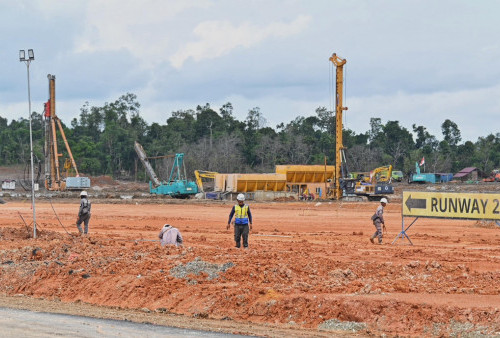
[1,0,499,142]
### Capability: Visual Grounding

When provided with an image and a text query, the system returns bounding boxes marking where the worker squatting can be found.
[430,197,499,214]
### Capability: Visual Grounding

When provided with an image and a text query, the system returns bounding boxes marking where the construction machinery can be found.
[408,162,454,183]
[391,170,404,182]
[43,74,90,191]
[354,165,394,199]
[483,169,500,182]
[326,53,393,201]
[328,53,358,200]
[194,170,218,192]
[409,162,435,183]
[134,141,198,198]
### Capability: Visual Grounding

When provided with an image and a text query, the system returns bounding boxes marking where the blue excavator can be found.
[134,141,198,198]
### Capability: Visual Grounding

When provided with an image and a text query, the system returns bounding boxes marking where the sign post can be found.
[394,191,500,245]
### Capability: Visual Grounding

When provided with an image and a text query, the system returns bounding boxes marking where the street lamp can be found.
[19,49,37,239]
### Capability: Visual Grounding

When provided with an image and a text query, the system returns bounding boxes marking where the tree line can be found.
[1,93,499,182]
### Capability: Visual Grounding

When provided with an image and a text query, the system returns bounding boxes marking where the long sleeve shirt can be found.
[158,226,183,246]
[228,204,252,225]
[78,198,91,217]
[375,205,385,224]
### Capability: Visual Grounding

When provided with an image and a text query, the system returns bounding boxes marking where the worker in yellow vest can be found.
[227,193,253,248]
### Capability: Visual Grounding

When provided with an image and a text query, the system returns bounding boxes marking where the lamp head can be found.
[19,50,25,61]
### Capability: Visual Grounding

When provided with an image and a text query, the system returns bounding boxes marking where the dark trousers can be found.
[234,224,249,248]
[76,214,91,234]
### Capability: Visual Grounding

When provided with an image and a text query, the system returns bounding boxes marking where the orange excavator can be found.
[44,74,90,191]
[483,169,500,182]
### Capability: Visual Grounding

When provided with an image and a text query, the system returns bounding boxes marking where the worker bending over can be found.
[158,224,183,247]
[227,193,253,249]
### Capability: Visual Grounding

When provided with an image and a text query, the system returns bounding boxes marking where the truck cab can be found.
[391,170,404,182]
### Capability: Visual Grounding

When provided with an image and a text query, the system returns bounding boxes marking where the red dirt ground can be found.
[1,196,500,336]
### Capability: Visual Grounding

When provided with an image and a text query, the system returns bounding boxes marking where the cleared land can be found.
[1,184,500,336]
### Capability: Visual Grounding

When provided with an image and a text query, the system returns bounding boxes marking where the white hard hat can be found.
[80,191,88,197]
[380,198,388,204]
[236,193,245,201]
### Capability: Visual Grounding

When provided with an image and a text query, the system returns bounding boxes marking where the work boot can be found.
[369,237,374,244]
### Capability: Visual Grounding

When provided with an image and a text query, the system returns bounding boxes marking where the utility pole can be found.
[19,49,37,238]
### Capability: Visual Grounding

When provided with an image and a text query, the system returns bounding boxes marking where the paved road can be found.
[0,307,249,337]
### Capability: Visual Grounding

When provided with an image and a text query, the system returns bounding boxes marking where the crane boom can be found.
[134,141,161,186]
[329,53,348,200]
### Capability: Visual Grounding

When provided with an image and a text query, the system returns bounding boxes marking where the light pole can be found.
[19,49,37,239]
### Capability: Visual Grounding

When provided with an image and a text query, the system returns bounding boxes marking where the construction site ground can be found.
[1,173,500,336]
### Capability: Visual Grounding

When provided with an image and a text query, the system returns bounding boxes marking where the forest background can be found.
[1,93,499,181]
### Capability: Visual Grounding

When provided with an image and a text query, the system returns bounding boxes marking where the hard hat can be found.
[236,193,245,201]
[380,198,388,204]
[80,191,88,197]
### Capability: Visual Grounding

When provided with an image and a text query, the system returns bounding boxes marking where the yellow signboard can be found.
[403,191,500,220]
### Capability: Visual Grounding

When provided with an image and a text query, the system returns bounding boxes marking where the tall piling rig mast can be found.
[329,53,352,200]
[327,54,393,201]
[44,74,89,191]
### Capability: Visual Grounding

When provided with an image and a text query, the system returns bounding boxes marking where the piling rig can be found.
[44,74,89,191]
[327,53,357,200]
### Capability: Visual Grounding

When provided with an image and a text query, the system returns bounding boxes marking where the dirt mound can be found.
[90,175,119,186]
[274,196,296,202]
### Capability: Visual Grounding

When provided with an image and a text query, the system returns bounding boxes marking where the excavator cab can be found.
[353,165,394,200]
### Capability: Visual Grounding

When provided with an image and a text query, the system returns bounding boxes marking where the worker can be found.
[227,193,253,249]
[76,191,91,235]
[370,198,387,244]
[158,224,183,247]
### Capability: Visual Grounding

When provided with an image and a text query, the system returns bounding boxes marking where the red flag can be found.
[419,157,425,166]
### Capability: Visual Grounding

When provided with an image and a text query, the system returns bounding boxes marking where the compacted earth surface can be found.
[1,178,500,336]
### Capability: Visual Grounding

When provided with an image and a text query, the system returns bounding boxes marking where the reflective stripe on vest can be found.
[234,204,249,225]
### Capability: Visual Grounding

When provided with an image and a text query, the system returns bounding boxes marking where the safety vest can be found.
[234,204,249,225]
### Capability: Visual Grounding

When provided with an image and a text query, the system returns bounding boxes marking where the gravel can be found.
[170,257,234,280]
[318,318,367,332]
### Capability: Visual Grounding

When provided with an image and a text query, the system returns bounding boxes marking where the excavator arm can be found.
[194,170,218,192]
[370,165,393,184]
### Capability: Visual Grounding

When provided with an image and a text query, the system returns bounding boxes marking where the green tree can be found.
[441,119,462,147]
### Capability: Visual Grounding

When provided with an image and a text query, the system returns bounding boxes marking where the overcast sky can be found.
[1,0,499,142]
